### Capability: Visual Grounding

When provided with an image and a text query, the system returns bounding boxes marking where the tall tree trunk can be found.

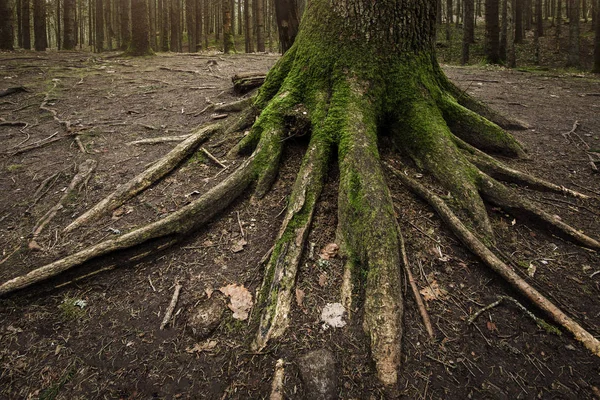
[499,0,508,61]
[515,0,523,42]
[536,0,544,36]
[120,0,131,50]
[63,0,76,48]
[456,0,461,25]
[222,0,234,52]
[170,0,179,50]
[593,0,600,72]
[203,0,208,48]
[274,0,299,53]
[237,0,242,34]
[34,0,47,50]
[17,0,22,48]
[129,0,151,54]
[255,0,264,50]
[187,0,196,50]
[567,0,580,66]
[446,0,452,39]
[244,0,252,51]
[485,0,500,63]
[508,0,516,66]
[0,0,15,49]
[95,0,104,51]
[195,0,203,49]
[57,0,62,49]
[148,0,156,49]
[161,0,169,50]
[462,0,474,63]
[22,0,31,48]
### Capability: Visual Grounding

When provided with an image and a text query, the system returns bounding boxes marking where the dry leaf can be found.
[205,287,214,298]
[295,288,305,308]
[219,283,253,320]
[319,243,339,260]
[231,238,247,253]
[185,340,218,354]
[486,321,497,332]
[318,273,327,287]
[419,280,448,302]
[28,240,42,251]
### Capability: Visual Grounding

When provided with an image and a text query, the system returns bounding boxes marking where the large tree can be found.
[3,0,600,388]
[0,0,15,50]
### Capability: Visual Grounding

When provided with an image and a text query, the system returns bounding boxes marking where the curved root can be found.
[64,124,221,233]
[437,94,526,157]
[252,135,330,351]
[477,173,600,249]
[389,163,600,358]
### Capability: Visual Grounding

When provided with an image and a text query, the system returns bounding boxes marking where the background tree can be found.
[95,0,104,51]
[33,0,47,50]
[222,0,234,52]
[462,0,474,63]
[63,0,76,49]
[0,0,15,50]
[485,0,500,63]
[21,0,31,49]
[274,0,298,53]
[567,0,580,66]
[186,0,196,51]
[255,0,264,51]
[128,0,151,54]
[120,0,131,50]
[594,0,600,72]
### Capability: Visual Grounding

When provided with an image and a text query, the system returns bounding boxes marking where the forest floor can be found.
[0,50,600,399]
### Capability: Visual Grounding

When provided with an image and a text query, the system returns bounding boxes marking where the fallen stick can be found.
[399,230,435,339]
[160,282,182,330]
[269,359,285,400]
[31,159,97,245]
[40,81,71,132]
[28,172,61,211]
[63,124,220,233]
[388,163,600,357]
[10,132,61,156]
[201,147,227,168]
[126,134,191,145]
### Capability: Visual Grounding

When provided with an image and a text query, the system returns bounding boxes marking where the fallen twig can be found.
[562,120,590,149]
[160,282,182,330]
[269,359,285,400]
[40,81,72,132]
[201,147,227,168]
[10,132,61,156]
[126,134,191,145]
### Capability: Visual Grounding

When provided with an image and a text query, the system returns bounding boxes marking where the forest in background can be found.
[0,0,599,70]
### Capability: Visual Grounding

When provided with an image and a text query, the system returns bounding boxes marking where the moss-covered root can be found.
[64,124,222,233]
[477,174,600,249]
[440,77,529,130]
[437,94,527,158]
[394,98,494,239]
[0,152,264,297]
[252,136,331,352]
[337,85,403,386]
[389,164,600,358]
[453,136,589,199]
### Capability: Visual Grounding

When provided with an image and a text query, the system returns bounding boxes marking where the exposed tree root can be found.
[214,96,255,113]
[9,132,61,156]
[453,136,589,199]
[388,164,600,358]
[31,159,97,247]
[0,86,29,98]
[64,124,221,233]
[126,134,192,145]
[40,81,72,133]
[252,135,330,351]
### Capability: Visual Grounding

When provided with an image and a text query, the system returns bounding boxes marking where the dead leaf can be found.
[295,288,305,308]
[318,273,327,287]
[319,243,339,260]
[486,321,497,332]
[205,287,214,298]
[231,238,247,253]
[219,283,253,320]
[419,280,448,302]
[28,240,42,251]
[185,340,218,354]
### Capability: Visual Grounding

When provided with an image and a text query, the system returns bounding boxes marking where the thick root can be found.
[64,124,221,233]
[252,136,330,351]
[337,80,403,386]
[214,96,255,113]
[389,164,600,357]
[393,97,493,239]
[437,94,527,157]
[453,136,589,199]
[477,173,600,249]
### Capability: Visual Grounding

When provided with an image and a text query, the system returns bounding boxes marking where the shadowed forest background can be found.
[1,0,600,398]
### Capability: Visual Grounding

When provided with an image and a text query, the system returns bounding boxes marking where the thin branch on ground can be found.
[160,282,182,330]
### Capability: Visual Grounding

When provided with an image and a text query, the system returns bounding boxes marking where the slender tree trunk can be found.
[515,0,523,42]
[437,0,443,24]
[34,0,47,50]
[499,0,508,61]
[187,0,196,50]
[567,0,580,66]
[485,0,500,63]
[536,0,544,36]
[255,0,264,50]
[63,0,76,48]
[148,0,156,49]
[169,0,178,50]
[593,0,600,72]
[203,0,208,48]
[195,0,203,49]
[556,0,562,46]
[57,0,62,49]
[244,0,253,51]
[120,0,131,49]
[222,0,234,52]
[129,0,150,54]
[456,0,461,25]
[0,0,14,50]
[508,0,516,66]
[446,0,452,39]
[17,0,22,48]
[462,0,474,63]
[161,0,169,50]
[237,0,242,33]
[22,0,31,48]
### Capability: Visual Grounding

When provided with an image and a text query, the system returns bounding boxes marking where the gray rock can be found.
[298,349,338,400]
[187,294,226,340]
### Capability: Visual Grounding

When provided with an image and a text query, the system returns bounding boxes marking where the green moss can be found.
[6,164,23,172]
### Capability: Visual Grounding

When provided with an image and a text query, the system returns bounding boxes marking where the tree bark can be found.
[0,0,14,50]
[499,0,507,61]
[33,0,47,50]
[485,0,500,63]
[462,0,474,63]
[223,0,234,52]
[255,0,264,51]
[244,0,253,51]
[274,0,299,53]
[129,0,151,54]
[187,0,196,51]
[515,0,523,42]
[567,0,580,67]
[120,0,131,50]
[21,0,31,49]
[63,0,76,49]
[593,0,600,72]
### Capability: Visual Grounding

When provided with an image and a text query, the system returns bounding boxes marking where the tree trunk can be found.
[161,0,169,50]
[255,0,264,50]
[22,0,31,49]
[187,0,196,51]
[0,0,14,50]
[274,0,299,53]
[222,0,234,52]
[148,0,156,49]
[462,0,474,63]
[499,0,508,61]
[63,0,76,49]
[515,0,523,42]
[485,0,500,63]
[593,0,600,72]
[120,0,131,50]
[536,0,544,36]
[33,0,47,50]
[567,0,580,66]
[244,0,253,51]
[195,0,203,48]
[129,0,151,54]
[57,0,62,49]
[95,0,104,51]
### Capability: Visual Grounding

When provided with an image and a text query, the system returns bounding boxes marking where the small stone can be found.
[298,349,338,400]
[187,294,226,340]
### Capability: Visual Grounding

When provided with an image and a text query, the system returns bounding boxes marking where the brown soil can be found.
[1,51,599,399]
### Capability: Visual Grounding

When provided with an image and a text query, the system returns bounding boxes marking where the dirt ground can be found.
[1,51,599,399]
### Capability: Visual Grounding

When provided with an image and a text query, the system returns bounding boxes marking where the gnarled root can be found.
[252,135,330,351]
[64,124,221,233]
[388,164,600,358]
